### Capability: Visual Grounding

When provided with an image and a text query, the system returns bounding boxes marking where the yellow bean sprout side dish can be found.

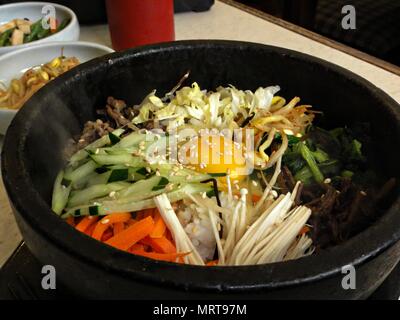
[52,74,396,266]
[0,56,79,110]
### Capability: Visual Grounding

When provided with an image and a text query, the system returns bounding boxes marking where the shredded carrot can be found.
[65,216,75,226]
[140,236,176,254]
[206,260,219,266]
[130,249,188,263]
[75,216,99,233]
[92,212,131,241]
[101,229,113,242]
[113,222,125,235]
[129,243,145,252]
[165,229,173,242]
[143,208,155,218]
[299,225,310,236]
[126,218,137,227]
[84,223,97,236]
[150,211,166,238]
[105,216,155,251]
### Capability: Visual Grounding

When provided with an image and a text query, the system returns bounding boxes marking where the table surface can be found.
[1,0,400,267]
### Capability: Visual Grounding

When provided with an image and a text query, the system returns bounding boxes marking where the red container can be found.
[106,0,175,51]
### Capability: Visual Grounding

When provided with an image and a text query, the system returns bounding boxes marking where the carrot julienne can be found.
[150,211,167,238]
[113,222,125,235]
[105,216,155,251]
[75,216,99,232]
[140,236,176,254]
[92,212,131,240]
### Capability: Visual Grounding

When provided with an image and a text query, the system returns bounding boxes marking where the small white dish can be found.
[0,41,114,135]
[0,1,80,55]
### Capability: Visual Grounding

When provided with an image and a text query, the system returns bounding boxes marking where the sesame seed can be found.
[252,180,258,187]
[324,178,331,184]
[360,191,367,196]
[101,219,110,224]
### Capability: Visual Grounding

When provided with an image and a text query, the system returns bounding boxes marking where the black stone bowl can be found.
[2,41,400,299]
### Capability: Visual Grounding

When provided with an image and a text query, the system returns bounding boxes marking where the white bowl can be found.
[0,41,114,135]
[0,1,80,55]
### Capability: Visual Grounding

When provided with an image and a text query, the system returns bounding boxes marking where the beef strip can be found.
[77,119,113,149]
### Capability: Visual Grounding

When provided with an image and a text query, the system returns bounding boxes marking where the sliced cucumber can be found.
[87,170,112,187]
[52,170,71,215]
[90,153,145,167]
[69,128,125,166]
[116,175,161,198]
[62,183,211,217]
[116,131,148,148]
[64,160,98,184]
[68,182,130,208]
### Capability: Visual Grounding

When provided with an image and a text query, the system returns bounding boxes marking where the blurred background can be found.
[236,0,400,66]
[1,0,399,65]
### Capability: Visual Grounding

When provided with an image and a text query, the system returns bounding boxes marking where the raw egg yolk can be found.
[186,135,249,182]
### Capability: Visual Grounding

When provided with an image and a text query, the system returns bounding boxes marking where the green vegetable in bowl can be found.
[0,17,70,47]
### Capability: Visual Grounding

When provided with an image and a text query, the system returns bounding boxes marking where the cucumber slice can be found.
[90,154,145,167]
[108,168,129,183]
[68,182,130,207]
[116,175,161,198]
[64,160,98,184]
[62,183,212,217]
[69,128,125,166]
[52,170,71,215]
[116,132,148,148]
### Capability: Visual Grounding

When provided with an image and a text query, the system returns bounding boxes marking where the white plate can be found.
[0,41,114,135]
[0,1,80,55]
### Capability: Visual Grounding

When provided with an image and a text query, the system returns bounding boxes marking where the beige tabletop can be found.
[1,0,400,267]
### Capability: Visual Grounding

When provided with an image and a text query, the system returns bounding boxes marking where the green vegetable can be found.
[108,168,129,183]
[0,27,15,46]
[108,132,121,145]
[24,19,42,43]
[117,175,161,199]
[274,133,301,146]
[69,128,125,166]
[312,148,330,163]
[152,177,169,191]
[341,170,354,178]
[62,183,211,217]
[52,170,72,215]
[64,160,98,184]
[299,143,324,183]
[68,182,129,207]
[90,153,145,167]
[37,26,50,39]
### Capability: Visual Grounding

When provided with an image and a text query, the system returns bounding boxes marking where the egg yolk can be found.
[184,135,249,182]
